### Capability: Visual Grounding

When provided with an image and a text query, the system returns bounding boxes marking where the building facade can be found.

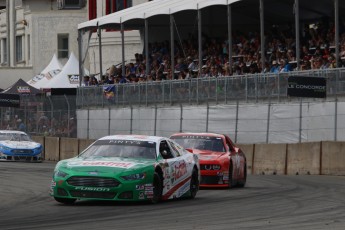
[0,0,87,89]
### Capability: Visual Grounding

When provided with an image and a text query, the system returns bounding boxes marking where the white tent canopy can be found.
[27,53,63,89]
[42,52,89,89]
[78,0,240,29]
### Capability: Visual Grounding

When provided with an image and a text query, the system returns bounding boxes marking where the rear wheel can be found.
[238,164,247,188]
[189,168,199,199]
[151,172,163,204]
[54,197,76,205]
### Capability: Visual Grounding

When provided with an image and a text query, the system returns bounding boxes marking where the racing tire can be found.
[54,197,76,205]
[237,163,247,188]
[189,168,199,199]
[151,172,163,204]
[228,162,235,189]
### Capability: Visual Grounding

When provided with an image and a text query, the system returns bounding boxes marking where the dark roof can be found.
[1,78,43,95]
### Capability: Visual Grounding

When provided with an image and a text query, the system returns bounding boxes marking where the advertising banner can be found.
[287,76,326,98]
[0,94,20,108]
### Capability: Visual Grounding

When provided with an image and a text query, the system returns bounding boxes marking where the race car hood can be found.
[189,149,226,161]
[56,157,155,174]
[0,140,41,149]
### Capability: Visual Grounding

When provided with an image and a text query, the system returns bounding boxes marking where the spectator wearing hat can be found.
[17,119,26,132]
[270,60,279,73]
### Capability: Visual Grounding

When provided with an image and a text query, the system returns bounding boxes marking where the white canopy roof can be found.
[78,0,240,29]
[42,52,89,89]
[27,54,63,89]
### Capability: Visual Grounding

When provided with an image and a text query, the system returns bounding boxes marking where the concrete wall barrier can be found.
[321,141,345,175]
[237,144,254,175]
[78,139,96,154]
[60,138,79,160]
[44,137,60,161]
[253,143,287,175]
[287,142,321,175]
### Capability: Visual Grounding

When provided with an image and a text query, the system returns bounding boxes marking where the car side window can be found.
[159,140,174,159]
[168,140,182,157]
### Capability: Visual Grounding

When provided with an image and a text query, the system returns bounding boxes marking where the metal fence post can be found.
[108,107,111,136]
[180,104,183,132]
[130,106,133,134]
[335,98,338,141]
[266,100,271,143]
[299,99,302,143]
[87,108,90,139]
[64,95,70,137]
[235,100,239,143]
[154,105,157,136]
[206,103,209,132]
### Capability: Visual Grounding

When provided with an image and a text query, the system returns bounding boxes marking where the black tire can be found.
[151,172,163,204]
[189,168,199,199]
[228,162,235,189]
[54,197,76,204]
[237,163,247,188]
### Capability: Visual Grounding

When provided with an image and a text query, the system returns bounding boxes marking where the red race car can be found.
[170,133,246,188]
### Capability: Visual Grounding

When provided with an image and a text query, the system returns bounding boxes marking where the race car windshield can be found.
[0,133,31,142]
[172,136,225,152]
[80,139,157,159]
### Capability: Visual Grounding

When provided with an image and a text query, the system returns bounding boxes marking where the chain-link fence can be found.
[0,95,77,137]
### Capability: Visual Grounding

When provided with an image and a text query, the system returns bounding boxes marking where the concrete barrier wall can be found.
[253,143,287,175]
[321,141,345,175]
[37,136,345,176]
[44,137,60,161]
[237,144,254,175]
[60,138,79,160]
[79,139,96,153]
[287,142,321,175]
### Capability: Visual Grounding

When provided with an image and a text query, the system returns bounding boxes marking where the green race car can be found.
[51,135,200,204]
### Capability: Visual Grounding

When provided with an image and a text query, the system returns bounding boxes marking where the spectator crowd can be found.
[83,20,345,87]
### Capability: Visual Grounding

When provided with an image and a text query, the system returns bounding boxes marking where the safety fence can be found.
[0,95,77,137]
[76,68,345,108]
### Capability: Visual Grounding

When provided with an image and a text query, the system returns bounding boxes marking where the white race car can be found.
[0,130,43,162]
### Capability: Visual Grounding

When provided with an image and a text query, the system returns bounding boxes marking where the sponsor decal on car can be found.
[75,187,111,192]
[136,185,144,190]
[138,191,145,199]
[68,161,135,168]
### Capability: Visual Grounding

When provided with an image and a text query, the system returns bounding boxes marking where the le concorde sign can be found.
[287,76,326,98]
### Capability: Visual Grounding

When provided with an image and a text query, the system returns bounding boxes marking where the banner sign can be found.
[68,74,80,84]
[0,94,20,108]
[287,76,326,98]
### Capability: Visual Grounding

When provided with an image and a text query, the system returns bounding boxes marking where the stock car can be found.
[0,130,43,162]
[170,132,246,188]
[51,135,200,204]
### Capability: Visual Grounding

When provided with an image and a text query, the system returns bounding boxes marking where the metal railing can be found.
[76,68,345,108]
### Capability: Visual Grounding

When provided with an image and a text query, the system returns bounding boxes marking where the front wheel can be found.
[189,168,199,199]
[151,172,163,204]
[54,197,76,205]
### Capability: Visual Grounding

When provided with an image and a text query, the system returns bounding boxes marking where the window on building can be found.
[106,0,132,14]
[27,35,31,62]
[16,36,23,62]
[1,38,7,63]
[57,0,86,10]
[88,0,97,20]
[58,34,69,58]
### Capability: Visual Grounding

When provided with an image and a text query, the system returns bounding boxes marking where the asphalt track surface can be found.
[1,162,345,230]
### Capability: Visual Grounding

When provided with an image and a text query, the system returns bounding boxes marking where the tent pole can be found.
[335,0,339,67]
[121,22,125,77]
[227,3,232,75]
[198,8,202,76]
[98,25,103,79]
[170,14,175,79]
[260,0,265,72]
[145,18,149,75]
[295,0,300,70]
[78,29,83,87]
